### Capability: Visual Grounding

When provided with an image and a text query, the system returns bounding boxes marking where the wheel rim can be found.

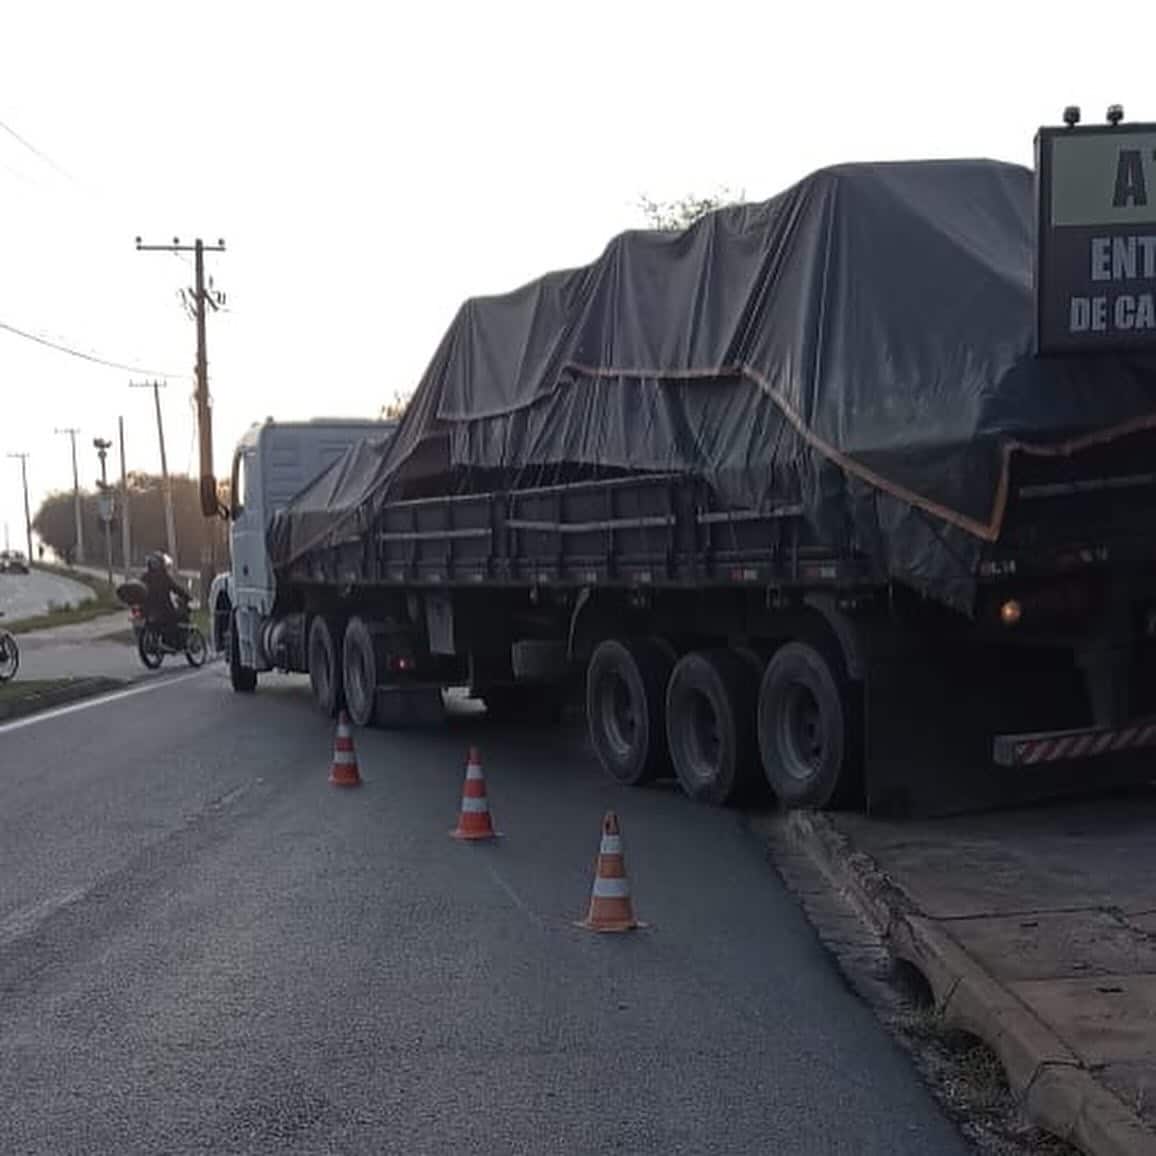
[187,631,206,665]
[600,670,638,759]
[311,636,331,701]
[347,640,371,716]
[777,681,825,781]
[683,688,723,783]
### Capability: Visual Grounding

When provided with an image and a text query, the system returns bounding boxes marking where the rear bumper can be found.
[993,718,1156,767]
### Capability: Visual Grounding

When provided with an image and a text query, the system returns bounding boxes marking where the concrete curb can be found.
[0,677,125,723]
[786,810,1156,1156]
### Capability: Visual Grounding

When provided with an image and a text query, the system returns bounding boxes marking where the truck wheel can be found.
[308,615,343,717]
[666,650,760,805]
[342,616,383,727]
[758,641,857,809]
[586,638,673,786]
[229,612,257,694]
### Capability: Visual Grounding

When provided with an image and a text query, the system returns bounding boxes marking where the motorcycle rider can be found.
[141,552,190,646]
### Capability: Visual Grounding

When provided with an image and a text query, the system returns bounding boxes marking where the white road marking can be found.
[484,861,546,928]
[0,887,88,947]
[0,668,214,736]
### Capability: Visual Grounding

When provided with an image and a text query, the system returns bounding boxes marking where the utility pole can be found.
[129,380,176,564]
[7,452,32,565]
[118,416,132,576]
[92,438,114,588]
[135,236,226,519]
[54,427,85,565]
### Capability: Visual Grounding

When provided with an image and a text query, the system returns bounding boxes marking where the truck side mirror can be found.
[200,474,222,519]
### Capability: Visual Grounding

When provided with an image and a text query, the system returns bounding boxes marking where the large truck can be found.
[210,119,1156,814]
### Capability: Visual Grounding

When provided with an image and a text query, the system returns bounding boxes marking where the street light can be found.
[93,438,115,587]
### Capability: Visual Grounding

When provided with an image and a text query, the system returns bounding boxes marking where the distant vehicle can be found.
[0,550,30,575]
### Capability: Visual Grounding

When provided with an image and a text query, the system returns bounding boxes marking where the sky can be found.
[1,0,1153,555]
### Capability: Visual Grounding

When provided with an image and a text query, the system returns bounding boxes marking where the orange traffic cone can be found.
[451,747,499,840]
[578,811,643,932]
[329,711,362,787]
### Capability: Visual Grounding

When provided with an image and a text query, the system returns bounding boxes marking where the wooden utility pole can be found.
[130,380,177,564]
[6,452,32,564]
[118,416,132,574]
[54,427,85,564]
[135,236,226,519]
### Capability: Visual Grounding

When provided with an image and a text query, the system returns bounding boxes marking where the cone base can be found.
[451,826,501,840]
[575,918,645,933]
[329,771,362,788]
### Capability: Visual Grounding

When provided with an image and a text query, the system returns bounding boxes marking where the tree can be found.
[637,187,744,232]
[33,472,229,573]
[380,390,410,420]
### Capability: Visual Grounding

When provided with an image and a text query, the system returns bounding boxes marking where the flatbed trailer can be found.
[206,128,1156,815]
[217,430,1156,816]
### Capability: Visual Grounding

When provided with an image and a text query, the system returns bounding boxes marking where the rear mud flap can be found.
[374,685,445,729]
[863,646,1152,817]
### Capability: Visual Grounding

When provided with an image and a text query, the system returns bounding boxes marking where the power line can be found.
[0,318,182,377]
[0,115,76,183]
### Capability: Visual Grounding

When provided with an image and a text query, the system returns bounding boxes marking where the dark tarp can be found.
[269,159,1156,610]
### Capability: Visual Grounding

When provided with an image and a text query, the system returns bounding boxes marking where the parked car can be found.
[0,550,30,574]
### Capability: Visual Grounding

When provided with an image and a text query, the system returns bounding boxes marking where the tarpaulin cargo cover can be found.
[270,159,1156,609]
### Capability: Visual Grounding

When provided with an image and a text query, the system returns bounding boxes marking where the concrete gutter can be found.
[0,677,124,723]
[786,810,1156,1156]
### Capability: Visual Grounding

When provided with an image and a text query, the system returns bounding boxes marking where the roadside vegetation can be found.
[0,677,73,703]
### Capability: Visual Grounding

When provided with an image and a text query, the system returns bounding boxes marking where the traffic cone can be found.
[329,711,362,787]
[451,747,499,840]
[578,811,643,932]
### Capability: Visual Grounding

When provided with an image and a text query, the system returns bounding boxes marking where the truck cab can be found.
[210,418,393,669]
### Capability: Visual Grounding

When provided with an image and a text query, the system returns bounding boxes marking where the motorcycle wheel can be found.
[0,631,18,682]
[184,627,207,668]
[138,627,164,670]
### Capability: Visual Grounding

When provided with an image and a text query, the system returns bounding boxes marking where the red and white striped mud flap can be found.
[993,717,1156,767]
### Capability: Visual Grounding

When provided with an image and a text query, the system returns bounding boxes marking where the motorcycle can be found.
[118,580,207,670]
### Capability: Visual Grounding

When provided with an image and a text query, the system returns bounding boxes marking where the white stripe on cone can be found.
[592,876,631,899]
[460,797,490,813]
[599,835,623,854]
[333,750,357,765]
[466,764,484,780]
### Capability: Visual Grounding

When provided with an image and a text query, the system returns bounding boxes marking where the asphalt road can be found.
[0,671,970,1155]
[0,568,93,621]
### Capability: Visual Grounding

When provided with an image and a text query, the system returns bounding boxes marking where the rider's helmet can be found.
[145,551,165,573]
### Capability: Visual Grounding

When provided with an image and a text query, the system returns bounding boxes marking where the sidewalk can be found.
[783,795,1156,1155]
[15,611,183,683]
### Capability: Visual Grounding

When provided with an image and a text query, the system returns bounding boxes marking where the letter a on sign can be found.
[1113,150,1149,208]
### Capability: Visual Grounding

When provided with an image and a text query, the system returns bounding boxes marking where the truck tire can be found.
[229,611,257,694]
[342,616,384,727]
[586,638,673,786]
[757,641,857,809]
[666,649,760,805]
[308,615,343,717]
